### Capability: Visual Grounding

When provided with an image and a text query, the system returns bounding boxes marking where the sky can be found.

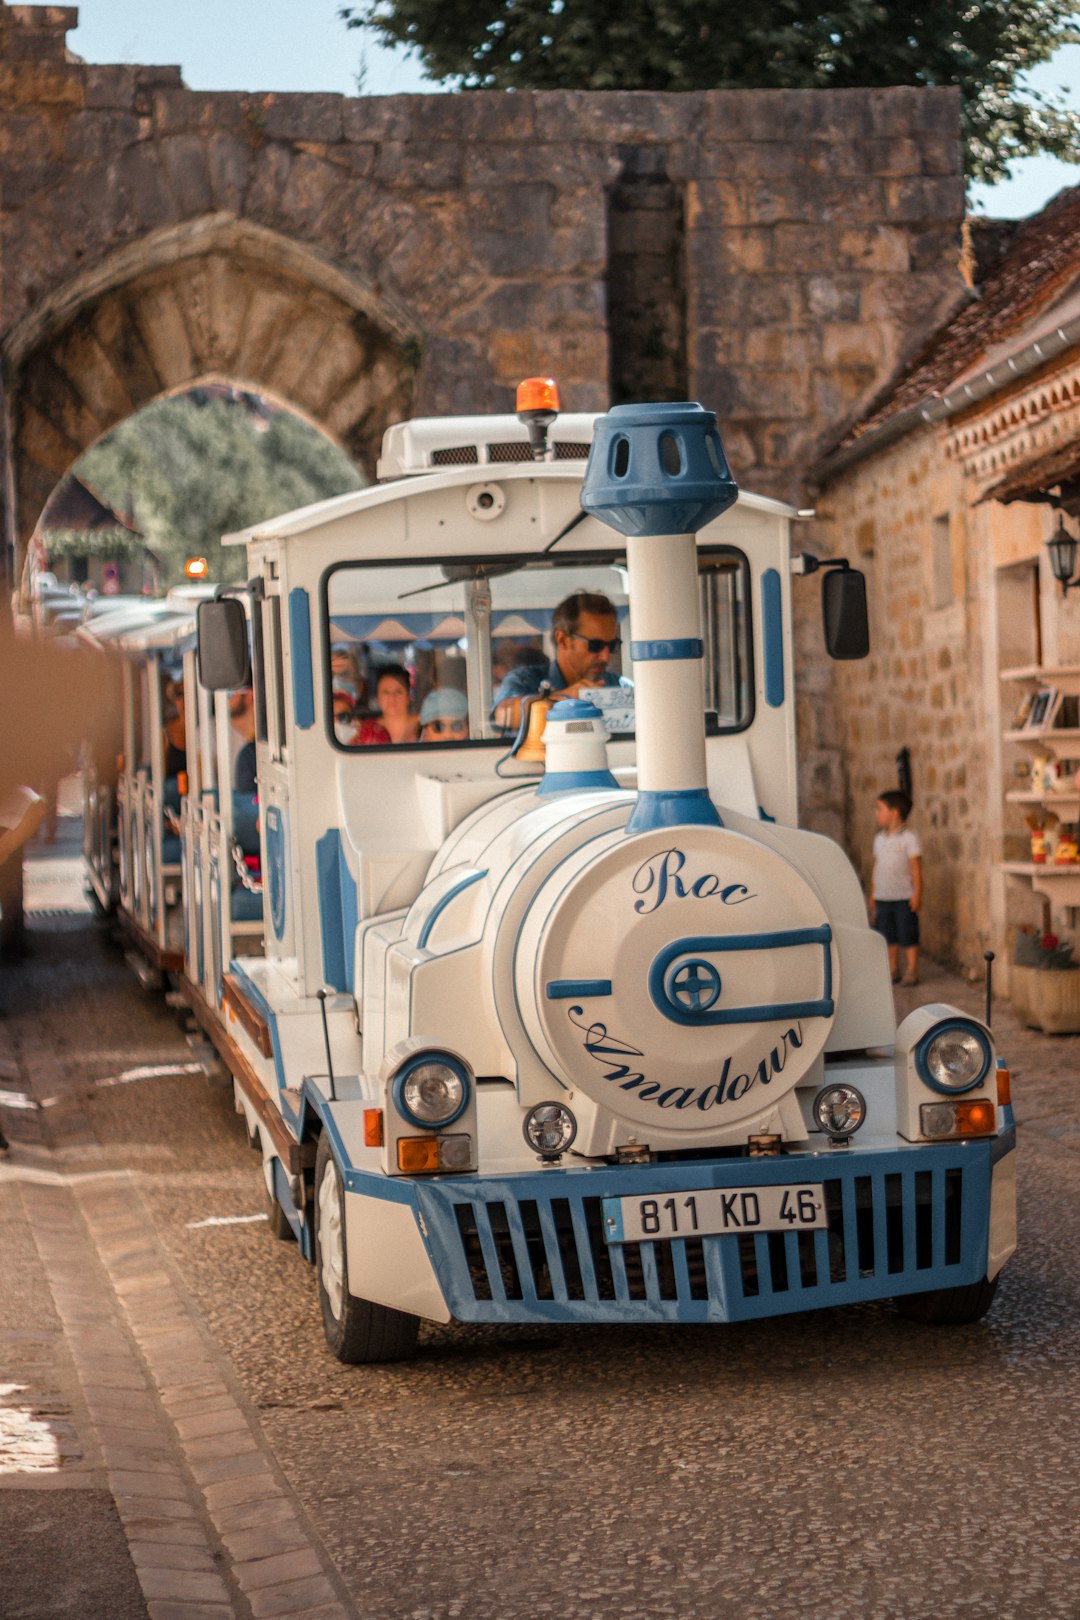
[65,2,1080,221]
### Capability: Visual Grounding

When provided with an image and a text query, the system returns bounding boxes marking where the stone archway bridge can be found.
[1,0,967,578]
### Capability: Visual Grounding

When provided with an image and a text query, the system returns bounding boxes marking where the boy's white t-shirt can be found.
[873,826,921,901]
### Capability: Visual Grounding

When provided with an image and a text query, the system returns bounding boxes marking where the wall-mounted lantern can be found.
[1046,515,1080,597]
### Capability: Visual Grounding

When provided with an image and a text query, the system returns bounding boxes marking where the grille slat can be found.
[430,1152,990,1323]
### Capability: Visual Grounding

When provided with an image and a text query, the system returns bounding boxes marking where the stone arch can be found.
[7,215,420,547]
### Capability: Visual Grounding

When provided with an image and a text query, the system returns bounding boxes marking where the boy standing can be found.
[870,790,922,986]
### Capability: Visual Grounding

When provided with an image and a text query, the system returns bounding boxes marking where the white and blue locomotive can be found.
[90,391,1017,1362]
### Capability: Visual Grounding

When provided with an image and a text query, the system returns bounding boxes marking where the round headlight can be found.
[917,1023,991,1094]
[395,1056,468,1127]
[812,1083,866,1139]
[523,1102,577,1158]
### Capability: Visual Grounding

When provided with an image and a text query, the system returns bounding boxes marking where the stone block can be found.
[152,89,245,138]
[820,319,888,370]
[883,175,965,224]
[870,86,959,136]
[372,140,462,190]
[836,225,910,272]
[258,92,343,144]
[801,273,862,322]
[0,60,84,110]
[82,65,138,110]
[205,132,255,212]
[157,135,214,218]
[62,109,141,163]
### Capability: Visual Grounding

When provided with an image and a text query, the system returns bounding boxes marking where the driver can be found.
[492,590,625,731]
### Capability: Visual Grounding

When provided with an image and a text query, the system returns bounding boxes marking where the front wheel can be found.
[313,1132,420,1364]
[895,1275,998,1326]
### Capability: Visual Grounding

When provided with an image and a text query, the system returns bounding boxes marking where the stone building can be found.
[812,185,1080,982]
[1,0,969,583]
[31,471,155,593]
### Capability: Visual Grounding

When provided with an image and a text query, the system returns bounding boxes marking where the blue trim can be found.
[630,638,704,662]
[288,588,315,730]
[649,927,834,1026]
[227,959,287,1093]
[626,788,721,834]
[546,979,613,1000]
[417,869,486,950]
[761,568,784,708]
[914,1020,993,1095]
[265,806,286,942]
[392,1052,470,1130]
[315,828,359,992]
[537,769,619,796]
[410,1137,997,1325]
[757,804,776,823]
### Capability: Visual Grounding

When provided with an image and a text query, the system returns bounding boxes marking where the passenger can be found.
[229,688,257,793]
[332,677,363,743]
[492,591,626,730]
[373,663,421,744]
[163,677,187,777]
[420,687,470,743]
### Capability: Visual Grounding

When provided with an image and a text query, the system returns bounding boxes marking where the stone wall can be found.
[1,0,968,559]
[813,428,999,968]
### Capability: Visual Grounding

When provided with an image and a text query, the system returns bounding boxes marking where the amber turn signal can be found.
[516,376,560,415]
[363,1108,384,1148]
[184,556,209,579]
[996,1067,1012,1106]
[397,1135,440,1173]
[920,1099,997,1139]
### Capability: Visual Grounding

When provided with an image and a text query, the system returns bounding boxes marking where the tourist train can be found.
[80,384,1017,1362]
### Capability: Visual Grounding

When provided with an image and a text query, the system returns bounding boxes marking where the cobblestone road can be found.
[2,809,1079,1619]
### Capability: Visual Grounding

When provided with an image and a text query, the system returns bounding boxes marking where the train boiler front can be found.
[510,405,837,1154]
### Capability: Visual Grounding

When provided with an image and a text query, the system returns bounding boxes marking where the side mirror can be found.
[822,568,869,660]
[197,598,250,689]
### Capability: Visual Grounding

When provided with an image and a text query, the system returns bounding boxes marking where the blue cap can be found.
[581,401,738,537]
[548,698,603,721]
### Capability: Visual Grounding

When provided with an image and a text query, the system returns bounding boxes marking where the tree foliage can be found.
[341,0,1080,182]
[74,396,363,587]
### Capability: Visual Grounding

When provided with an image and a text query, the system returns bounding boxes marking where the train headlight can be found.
[812,1083,866,1141]
[915,1022,991,1094]
[523,1102,577,1159]
[393,1054,469,1128]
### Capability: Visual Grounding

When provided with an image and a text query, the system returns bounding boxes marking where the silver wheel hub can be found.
[318,1155,345,1321]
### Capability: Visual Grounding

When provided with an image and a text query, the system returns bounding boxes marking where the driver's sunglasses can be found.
[569,633,621,654]
[428,718,468,735]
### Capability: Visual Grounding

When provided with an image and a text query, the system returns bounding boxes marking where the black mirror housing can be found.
[822,568,869,660]
[197,597,250,689]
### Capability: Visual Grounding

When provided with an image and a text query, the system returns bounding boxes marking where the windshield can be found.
[322,549,751,750]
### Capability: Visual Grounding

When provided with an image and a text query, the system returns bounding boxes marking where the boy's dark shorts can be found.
[874,900,919,947]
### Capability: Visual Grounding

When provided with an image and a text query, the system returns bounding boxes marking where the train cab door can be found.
[140,651,166,947]
[179,645,207,992]
[249,569,287,968]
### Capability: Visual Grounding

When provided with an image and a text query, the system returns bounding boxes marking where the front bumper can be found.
[409,1135,1014,1325]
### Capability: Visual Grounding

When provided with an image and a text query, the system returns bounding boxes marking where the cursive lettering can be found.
[632,848,756,916]
[566,1007,803,1113]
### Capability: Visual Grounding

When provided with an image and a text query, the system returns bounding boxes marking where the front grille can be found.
[420,1152,986,1324]
[487,441,533,463]
[431,445,479,466]
[553,441,589,459]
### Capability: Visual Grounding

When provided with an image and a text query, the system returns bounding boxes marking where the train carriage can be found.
[92,388,1017,1362]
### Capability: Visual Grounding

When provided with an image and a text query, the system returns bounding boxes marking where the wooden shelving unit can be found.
[1000,666,1080,909]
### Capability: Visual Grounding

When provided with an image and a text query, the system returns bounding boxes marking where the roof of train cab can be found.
[222,413,802,554]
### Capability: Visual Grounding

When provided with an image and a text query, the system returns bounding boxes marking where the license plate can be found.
[603,1184,827,1244]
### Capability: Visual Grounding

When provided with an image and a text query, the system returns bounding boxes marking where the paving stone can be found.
[220,1518,309,1565]
[247,1574,339,1617]
[108,1469,191,1500]
[145,1603,233,1620]
[233,1546,323,1591]
[138,1567,232,1604]
[212,1495,297,1534]
[115,1494,199,1522]
[174,1406,250,1441]
[202,1469,280,1511]
[184,1427,259,1461]
[128,1541,219,1573]
[189,1447,269,1487]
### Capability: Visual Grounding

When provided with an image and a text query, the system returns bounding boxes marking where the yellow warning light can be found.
[184,557,209,580]
[516,377,560,415]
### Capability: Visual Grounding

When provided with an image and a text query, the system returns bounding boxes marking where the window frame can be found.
[319,545,755,755]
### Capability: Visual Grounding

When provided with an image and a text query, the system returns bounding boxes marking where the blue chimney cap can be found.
[581,401,738,538]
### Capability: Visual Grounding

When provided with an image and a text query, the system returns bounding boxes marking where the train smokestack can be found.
[580,402,737,835]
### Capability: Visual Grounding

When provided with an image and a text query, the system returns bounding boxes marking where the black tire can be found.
[313,1131,420,1364]
[895,1275,998,1326]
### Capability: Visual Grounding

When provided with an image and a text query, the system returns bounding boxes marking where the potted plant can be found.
[1011,928,1080,1033]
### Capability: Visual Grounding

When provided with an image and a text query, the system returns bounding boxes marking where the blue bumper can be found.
[410,1138,1007,1325]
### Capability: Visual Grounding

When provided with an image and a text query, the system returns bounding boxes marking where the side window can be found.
[700,552,753,731]
[264,594,288,761]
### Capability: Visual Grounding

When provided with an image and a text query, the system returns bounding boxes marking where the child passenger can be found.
[870,789,922,987]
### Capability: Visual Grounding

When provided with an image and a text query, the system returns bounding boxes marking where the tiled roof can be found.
[38,474,141,536]
[836,183,1080,450]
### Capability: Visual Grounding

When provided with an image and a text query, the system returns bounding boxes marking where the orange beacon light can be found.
[516,377,560,460]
